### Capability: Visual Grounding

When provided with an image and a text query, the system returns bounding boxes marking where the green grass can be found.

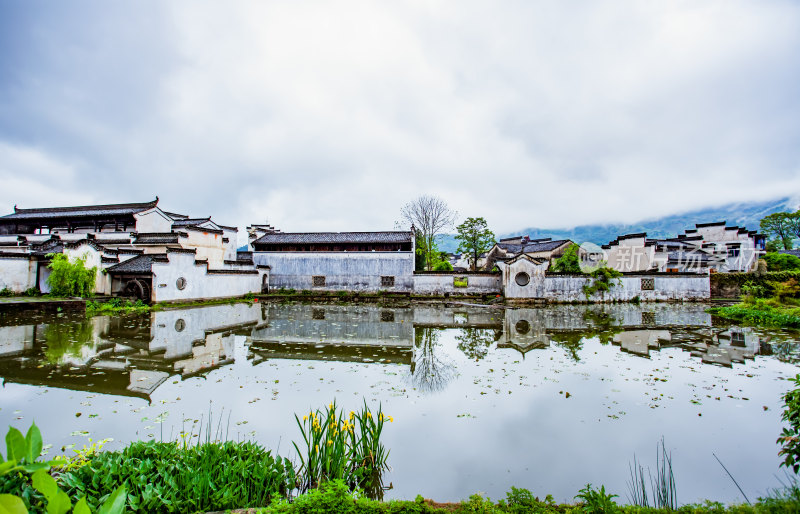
[708,300,800,329]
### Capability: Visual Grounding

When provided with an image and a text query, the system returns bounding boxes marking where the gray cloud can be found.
[1,0,798,239]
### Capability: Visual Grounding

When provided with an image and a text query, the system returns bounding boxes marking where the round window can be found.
[176,277,187,290]
[515,272,530,286]
[515,320,531,335]
[175,318,186,332]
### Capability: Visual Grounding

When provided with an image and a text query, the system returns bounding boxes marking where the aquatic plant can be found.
[575,484,619,513]
[293,400,391,499]
[626,438,677,510]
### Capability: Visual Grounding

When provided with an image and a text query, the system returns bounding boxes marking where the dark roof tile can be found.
[253,231,413,245]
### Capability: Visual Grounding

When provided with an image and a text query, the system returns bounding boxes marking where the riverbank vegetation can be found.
[4,383,800,513]
[708,271,800,328]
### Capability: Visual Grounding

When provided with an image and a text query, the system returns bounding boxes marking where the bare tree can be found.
[400,195,457,270]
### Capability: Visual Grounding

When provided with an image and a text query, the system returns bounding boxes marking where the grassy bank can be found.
[708,300,800,329]
[85,294,259,316]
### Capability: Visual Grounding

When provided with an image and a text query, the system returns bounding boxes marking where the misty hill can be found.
[437,196,797,253]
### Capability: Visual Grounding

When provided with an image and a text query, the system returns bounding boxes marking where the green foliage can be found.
[433,261,453,271]
[293,401,391,500]
[45,253,96,298]
[0,287,14,297]
[58,439,294,512]
[583,267,623,299]
[85,298,149,316]
[551,244,583,274]
[22,288,40,297]
[453,276,469,288]
[764,253,800,272]
[761,212,799,250]
[627,438,677,509]
[575,484,619,513]
[778,374,800,474]
[0,424,124,514]
[42,321,95,365]
[708,301,800,329]
[456,328,496,360]
[455,217,495,271]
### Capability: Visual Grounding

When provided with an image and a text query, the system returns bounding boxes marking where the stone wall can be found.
[252,252,414,292]
[412,272,501,296]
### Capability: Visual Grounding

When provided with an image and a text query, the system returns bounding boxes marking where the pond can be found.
[1,301,799,505]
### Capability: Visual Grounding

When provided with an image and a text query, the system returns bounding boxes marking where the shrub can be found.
[433,261,453,271]
[765,253,800,272]
[583,267,622,299]
[779,374,800,474]
[46,253,96,297]
[0,287,14,297]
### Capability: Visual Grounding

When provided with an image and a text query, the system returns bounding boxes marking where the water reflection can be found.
[0,302,798,401]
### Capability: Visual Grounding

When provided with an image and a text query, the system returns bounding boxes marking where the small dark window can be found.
[381,311,395,322]
[176,277,187,290]
[641,311,655,325]
[312,308,325,320]
[312,276,326,287]
[515,272,530,286]
[640,278,654,290]
[175,319,186,332]
[515,320,531,335]
[381,276,395,287]
[731,331,746,347]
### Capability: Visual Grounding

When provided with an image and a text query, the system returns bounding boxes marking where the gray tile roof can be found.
[106,254,167,274]
[497,239,570,254]
[253,231,413,245]
[133,233,181,244]
[1,198,159,220]
[172,217,210,227]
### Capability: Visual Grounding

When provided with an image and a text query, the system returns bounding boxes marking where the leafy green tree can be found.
[761,212,796,250]
[551,243,582,273]
[46,253,97,297]
[454,217,495,271]
[779,374,800,473]
[432,261,453,271]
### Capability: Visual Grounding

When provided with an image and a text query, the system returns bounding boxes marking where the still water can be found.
[1,301,799,504]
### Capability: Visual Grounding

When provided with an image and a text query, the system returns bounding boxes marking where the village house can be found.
[482,236,573,271]
[0,198,266,301]
[602,222,766,273]
[251,230,415,292]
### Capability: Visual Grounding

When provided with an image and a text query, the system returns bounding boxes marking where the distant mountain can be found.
[437,196,798,253]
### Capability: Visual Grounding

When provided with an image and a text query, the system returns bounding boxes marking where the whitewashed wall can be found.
[252,252,414,292]
[0,256,37,293]
[181,230,226,266]
[507,274,711,302]
[151,252,266,302]
[134,209,173,233]
[412,273,501,295]
[63,244,111,295]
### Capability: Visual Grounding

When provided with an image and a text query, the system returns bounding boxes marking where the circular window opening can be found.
[175,318,186,332]
[515,272,530,286]
[176,277,187,290]
[515,320,531,335]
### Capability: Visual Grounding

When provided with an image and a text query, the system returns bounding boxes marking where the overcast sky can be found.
[1,1,798,239]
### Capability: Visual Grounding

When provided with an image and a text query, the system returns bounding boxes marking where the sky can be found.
[1,1,799,240]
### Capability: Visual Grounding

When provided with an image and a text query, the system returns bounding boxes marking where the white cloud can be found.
[1,0,798,233]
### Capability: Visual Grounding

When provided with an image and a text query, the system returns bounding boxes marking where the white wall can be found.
[0,256,37,293]
[63,245,111,295]
[412,273,501,295]
[134,209,173,233]
[252,252,414,292]
[151,252,266,302]
[181,230,226,267]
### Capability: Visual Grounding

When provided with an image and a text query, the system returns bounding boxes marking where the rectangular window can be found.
[381,311,395,322]
[453,276,469,288]
[640,278,654,290]
[381,276,395,287]
[312,275,326,287]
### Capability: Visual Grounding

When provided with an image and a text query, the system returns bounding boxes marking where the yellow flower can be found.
[366,412,372,418]
[315,444,319,452]
[389,416,394,423]
[303,415,308,422]
[329,402,334,410]
[379,413,384,421]
[349,411,355,420]
[327,439,332,446]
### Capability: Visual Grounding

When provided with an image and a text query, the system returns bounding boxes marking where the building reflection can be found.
[0,302,793,400]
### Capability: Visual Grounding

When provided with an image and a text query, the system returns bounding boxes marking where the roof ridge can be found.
[13,197,158,214]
